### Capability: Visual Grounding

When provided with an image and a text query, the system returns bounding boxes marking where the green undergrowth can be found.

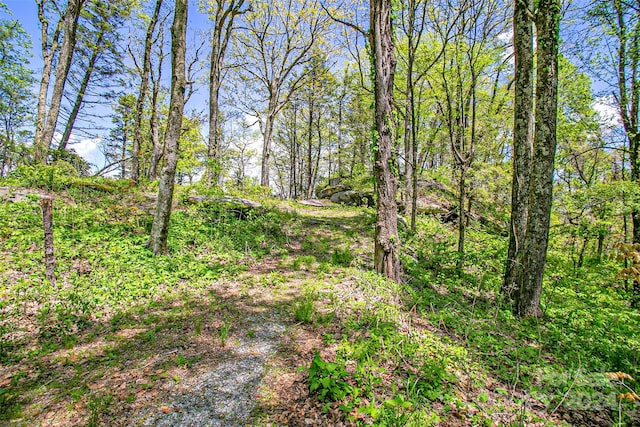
[401,217,640,424]
[1,175,639,425]
[0,179,299,422]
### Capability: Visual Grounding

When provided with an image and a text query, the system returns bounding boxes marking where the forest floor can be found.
[1,183,638,426]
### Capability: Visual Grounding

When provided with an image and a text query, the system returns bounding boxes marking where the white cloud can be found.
[71,137,103,165]
[593,95,621,129]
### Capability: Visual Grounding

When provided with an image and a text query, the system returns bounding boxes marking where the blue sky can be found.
[1,0,218,170]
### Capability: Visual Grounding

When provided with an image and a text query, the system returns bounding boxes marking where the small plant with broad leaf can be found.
[304,353,353,404]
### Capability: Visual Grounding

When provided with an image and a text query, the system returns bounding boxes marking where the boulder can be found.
[415,198,449,215]
[316,184,349,199]
[298,199,333,207]
[329,190,374,207]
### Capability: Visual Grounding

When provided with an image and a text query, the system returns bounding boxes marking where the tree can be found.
[34,0,87,163]
[587,0,640,303]
[554,57,610,269]
[227,119,258,190]
[0,5,34,175]
[503,0,534,297]
[56,0,133,153]
[102,93,135,178]
[515,0,561,317]
[147,7,170,180]
[432,0,509,269]
[131,0,164,184]
[371,0,401,281]
[148,0,187,255]
[233,0,329,187]
[396,0,451,231]
[201,0,248,185]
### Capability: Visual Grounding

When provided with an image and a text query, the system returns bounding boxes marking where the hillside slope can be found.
[0,181,638,426]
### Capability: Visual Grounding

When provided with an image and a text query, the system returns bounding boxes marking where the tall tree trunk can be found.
[371,0,400,282]
[58,32,104,151]
[290,102,298,198]
[147,74,163,180]
[403,0,416,228]
[34,0,62,163]
[515,0,560,317]
[456,166,466,271]
[207,73,222,185]
[35,0,84,163]
[306,95,314,199]
[41,197,56,286]
[503,0,534,298]
[206,0,246,186]
[313,112,323,193]
[132,0,163,184]
[148,0,187,255]
[260,102,277,187]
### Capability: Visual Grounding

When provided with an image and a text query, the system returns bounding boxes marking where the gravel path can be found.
[143,312,287,427]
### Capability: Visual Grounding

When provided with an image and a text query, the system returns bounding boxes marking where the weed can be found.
[293,255,317,270]
[305,353,352,402]
[87,393,113,427]
[331,248,354,267]
[219,321,231,346]
[294,299,316,323]
[194,316,203,336]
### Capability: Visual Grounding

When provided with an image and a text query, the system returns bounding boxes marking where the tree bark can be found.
[206,0,246,186]
[306,92,315,199]
[148,0,187,255]
[456,166,467,271]
[41,197,56,286]
[260,100,277,187]
[515,0,560,317]
[503,0,534,298]
[132,0,163,184]
[371,0,400,282]
[34,0,62,163]
[147,69,163,180]
[403,0,416,230]
[35,0,84,163]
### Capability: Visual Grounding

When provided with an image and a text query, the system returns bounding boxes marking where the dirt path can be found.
[141,308,287,426]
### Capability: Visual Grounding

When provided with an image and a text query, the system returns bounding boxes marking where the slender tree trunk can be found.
[58,32,104,151]
[503,0,534,298]
[515,0,560,317]
[337,79,345,177]
[456,166,466,271]
[596,231,605,261]
[206,30,225,186]
[577,235,588,270]
[290,102,298,198]
[148,0,187,255]
[132,0,163,184]
[147,75,163,180]
[41,197,56,286]
[306,95,314,199]
[260,101,277,187]
[34,0,62,163]
[35,0,84,163]
[207,74,222,185]
[313,113,323,193]
[404,0,416,226]
[371,0,400,282]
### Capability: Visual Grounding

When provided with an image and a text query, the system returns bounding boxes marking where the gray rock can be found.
[316,184,349,199]
[298,199,333,207]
